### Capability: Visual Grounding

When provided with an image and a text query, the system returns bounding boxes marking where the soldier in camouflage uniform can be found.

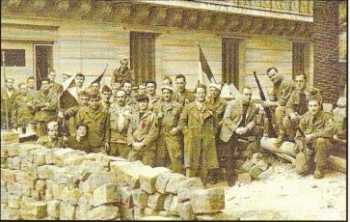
[179,84,219,185]
[295,98,335,179]
[33,79,58,137]
[173,74,194,107]
[36,121,64,148]
[127,95,159,166]
[106,90,133,158]
[153,85,183,173]
[75,88,109,153]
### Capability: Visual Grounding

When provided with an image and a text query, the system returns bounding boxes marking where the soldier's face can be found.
[76,126,87,137]
[267,70,280,84]
[308,100,321,116]
[209,87,220,98]
[175,78,186,92]
[6,80,14,89]
[48,72,56,81]
[120,60,128,69]
[91,83,100,91]
[27,79,35,89]
[138,86,146,95]
[146,83,156,95]
[115,92,126,106]
[89,97,100,110]
[19,85,27,94]
[75,76,85,87]
[162,89,172,102]
[195,88,206,102]
[123,83,132,95]
[79,96,89,106]
[138,101,148,112]
[102,92,111,102]
[295,75,306,90]
[41,81,50,91]
[47,126,58,138]
[242,88,253,104]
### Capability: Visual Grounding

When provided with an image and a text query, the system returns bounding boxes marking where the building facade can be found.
[1,0,345,102]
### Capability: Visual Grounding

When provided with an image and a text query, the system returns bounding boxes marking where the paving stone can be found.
[132,189,148,208]
[52,149,83,166]
[119,205,134,220]
[85,152,111,168]
[177,201,194,220]
[7,157,21,170]
[110,161,138,185]
[59,201,76,220]
[119,186,133,207]
[190,187,225,214]
[80,171,116,194]
[76,193,93,220]
[37,165,60,180]
[33,149,51,166]
[88,205,120,220]
[140,167,170,194]
[7,194,21,209]
[92,183,120,206]
[47,200,60,219]
[155,172,173,194]
[121,162,152,188]
[34,179,46,193]
[7,182,23,196]
[177,177,204,202]
[133,206,145,219]
[60,186,81,205]
[1,169,17,184]
[21,197,47,219]
[237,173,252,184]
[6,144,20,157]
[63,155,87,166]
[144,207,160,216]
[165,173,187,194]
[147,192,166,210]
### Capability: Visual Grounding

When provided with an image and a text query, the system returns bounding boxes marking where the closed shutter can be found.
[222,38,240,88]
[292,42,305,78]
[130,32,156,84]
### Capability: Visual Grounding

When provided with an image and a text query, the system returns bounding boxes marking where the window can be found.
[222,38,240,87]
[1,49,26,67]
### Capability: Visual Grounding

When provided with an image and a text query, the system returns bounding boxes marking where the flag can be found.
[198,45,216,84]
[220,83,242,100]
[90,64,108,86]
[59,75,78,110]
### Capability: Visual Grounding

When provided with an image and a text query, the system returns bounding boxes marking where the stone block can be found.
[88,205,120,220]
[120,162,151,188]
[76,193,93,220]
[59,201,76,220]
[7,194,21,209]
[7,182,23,196]
[80,171,115,194]
[37,165,60,180]
[133,206,145,219]
[63,155,87,166]
[77,160,106,179]
[53,167,79,188]
[48,182,66,200]
[1,169,17,184]
[34,179,46,193]
[52,148,82,166]
[110,161,136,184]
[60,186,81,205]
[44,188,53,201]
[119,186,133,207]
[155,172,173,194]
[177,201,194,220]
[3,207,20,220]
[237,173,252,184]
[6,144,20,157]
[21,197,47,219]
[190,187,225,214]
[164,194,173,211]
[92,183,120,207]
[169,196,179,216]
[33,149,51,166]
[119,205,134,220]
[165,173,187,194]
[140,167,170,194]
[47,200,60,219]
[177,177,204,202]
[85,152,111,168]
[144,207,159,216]
[7,157,21,170]
[15,171,36,189]
[147,192,166,210]
[132,189,148,208]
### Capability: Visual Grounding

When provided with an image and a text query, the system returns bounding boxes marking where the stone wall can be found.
[1,143,225,220]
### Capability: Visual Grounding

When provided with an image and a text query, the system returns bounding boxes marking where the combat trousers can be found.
[35,121,47,137]
[281,115,299,141]
[296,137,331,174]
[128,147,156,167]
[157,134,183,173]
[110,142,130,159]
[221,134,258,186]
[274,105,287,137]
[186,146,208,186]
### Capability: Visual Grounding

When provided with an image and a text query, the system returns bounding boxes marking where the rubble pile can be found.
[1,143,226,220]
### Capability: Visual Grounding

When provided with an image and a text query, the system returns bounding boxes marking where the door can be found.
[34,44,53,89]
[222,38,240,88]
[130,32,156,84]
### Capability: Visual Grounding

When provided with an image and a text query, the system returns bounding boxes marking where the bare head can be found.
[47,121,59,139]
[308,99,322,116]
[266,67,282,84]
[295,74,307,91]
[175,74,186,92]
[195,84,207,103]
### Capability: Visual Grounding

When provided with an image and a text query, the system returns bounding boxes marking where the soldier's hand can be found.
[304,134,314,143]
[133,142,143,151]
[169,127,179,135]
[57,111,65,119]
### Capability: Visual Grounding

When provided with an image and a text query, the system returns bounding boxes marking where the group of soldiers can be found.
[1,61,347,186]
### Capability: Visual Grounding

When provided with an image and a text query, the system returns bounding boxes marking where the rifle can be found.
[253,71,276,138]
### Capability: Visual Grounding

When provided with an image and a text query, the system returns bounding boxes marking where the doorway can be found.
[34,44,53,89]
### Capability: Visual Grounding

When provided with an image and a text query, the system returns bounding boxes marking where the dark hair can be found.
[294,73,307,81]
[101,85,112,93]
[194,84,207,93]
[76,123,88,134]
[266,67,278,75]
[145,80,157,88]
[175,74,186,82]
[136,95,149,102]
[78,90,89,97]
[75,73,85,80]
[26,76,34,81]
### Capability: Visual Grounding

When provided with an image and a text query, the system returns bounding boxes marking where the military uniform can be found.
[295,111,335,175]
[76,105,109,153]
[127,111,159,166]
[270,78,295,137]
[1,88,18,129]
[219,99,259,186]
[112,67,133,83]
[37,136,64,148]
[12,92,35,130]
[282,88,321,140]
[107,104,133,158]
[33,90,58,136]
[51,82,63,95]
[153,100,183,173]
[148,95,160,111]
[65,136,91,152]
[173,90,195,107]
[179,102,219,185]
